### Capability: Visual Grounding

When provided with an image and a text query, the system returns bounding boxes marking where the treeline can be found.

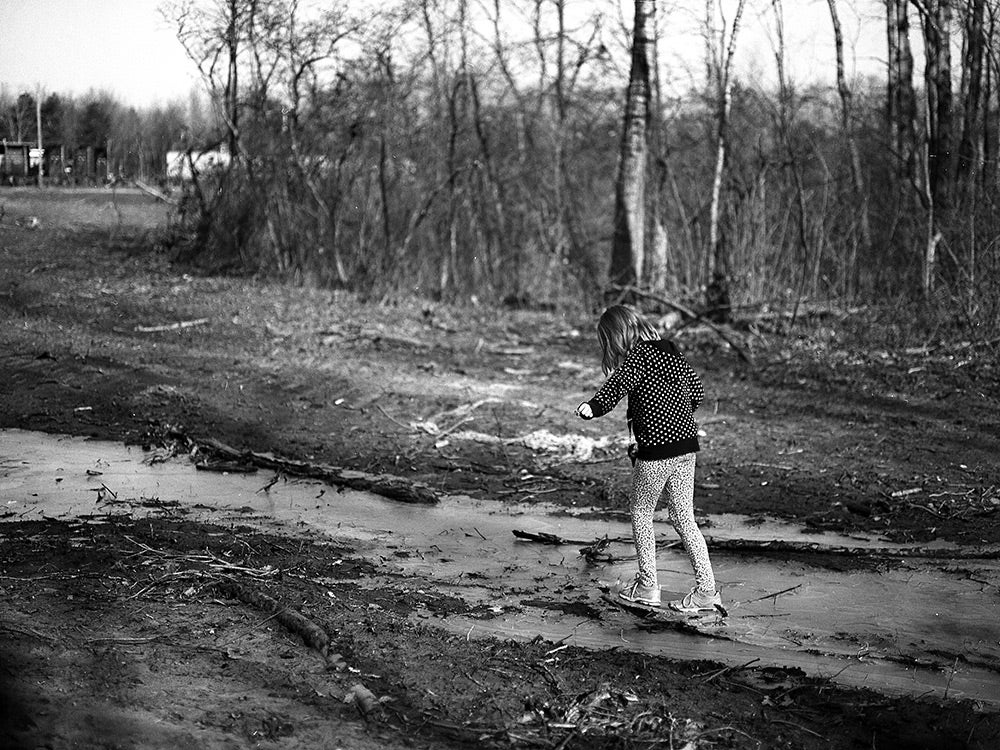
[0,88,212,182]
[11,1,1000,335]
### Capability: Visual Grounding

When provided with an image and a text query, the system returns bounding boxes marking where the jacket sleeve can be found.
[586,346,646,418]
[685,360,704,411]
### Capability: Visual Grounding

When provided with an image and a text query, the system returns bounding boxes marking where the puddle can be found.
[3,428,999,706]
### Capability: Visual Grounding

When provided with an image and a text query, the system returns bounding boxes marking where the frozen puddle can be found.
[3,429,999,706]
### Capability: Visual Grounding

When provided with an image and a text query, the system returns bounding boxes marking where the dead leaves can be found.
[517,684,722,748]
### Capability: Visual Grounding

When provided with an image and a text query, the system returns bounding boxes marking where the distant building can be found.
[166,146,231,182]
[0,141,32,184]
[0,141,110,186]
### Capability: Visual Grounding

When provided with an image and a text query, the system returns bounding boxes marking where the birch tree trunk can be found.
[705,0,747,320]
[609,0,655,290]
[647,3,670,294]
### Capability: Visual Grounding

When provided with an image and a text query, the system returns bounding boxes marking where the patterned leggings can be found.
[630,453,716,594]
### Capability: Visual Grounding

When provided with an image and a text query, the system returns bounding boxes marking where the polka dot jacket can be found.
[585,339,704,460]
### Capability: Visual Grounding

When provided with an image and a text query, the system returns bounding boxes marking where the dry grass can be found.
[0,187,171,232]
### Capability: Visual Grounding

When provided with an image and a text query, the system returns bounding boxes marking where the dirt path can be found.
[2,189,999,748]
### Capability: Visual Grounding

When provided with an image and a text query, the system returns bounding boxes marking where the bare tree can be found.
[646,4,670,295]
[704,0,747,319]
[957,0,986,185]
[826,0,870,298]
[1,90,36,142]
[268,0,358,284]
[167,0,248,161]
[918,0,954,213]
[769,0,814,325]
[887,0,919,183]
[609,0,655,290]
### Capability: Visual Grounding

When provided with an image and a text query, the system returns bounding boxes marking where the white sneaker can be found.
[618,577,661,607]
[668,587,721,613]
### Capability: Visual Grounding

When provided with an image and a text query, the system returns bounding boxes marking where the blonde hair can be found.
[597,305,660,375]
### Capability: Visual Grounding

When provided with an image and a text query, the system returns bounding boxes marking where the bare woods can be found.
[7,1,998,337]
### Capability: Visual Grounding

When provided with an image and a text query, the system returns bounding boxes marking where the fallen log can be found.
[215,578,330,657]
[703,537,1000,560]
[513,529,1000,560]
[199,437,439,504]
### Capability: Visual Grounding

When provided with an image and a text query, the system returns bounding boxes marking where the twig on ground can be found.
[739,584,802,606]
[492,408,513,471]
[694,725,760,743]
[85,635,163,645]
[257,473,281,493]
[766,717,826,739]
[0,621,58,642]
[135,318,210,333]
[747,462,795,471]
[697,658,760,685]
[906,501,952,519]
[944,656,960,700]
[375,404,413,430]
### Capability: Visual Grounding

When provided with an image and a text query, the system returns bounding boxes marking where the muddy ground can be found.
[1,188,998,749]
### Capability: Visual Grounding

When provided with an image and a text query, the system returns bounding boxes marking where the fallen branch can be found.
[513,529,632,547]
[215,578,331,658]
[513,529,589,545]
[197,436,438,504]
[766,717,825,740]
[135,318,210,333]
[697,657,760,685]
[739,584,802,606]
[579,536,615,564]
[608,284,753,364]
[0,621,58,642]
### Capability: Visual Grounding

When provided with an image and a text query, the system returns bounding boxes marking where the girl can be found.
[576,305,720,613]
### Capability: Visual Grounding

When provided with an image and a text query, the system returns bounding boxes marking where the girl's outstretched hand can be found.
[576,402,593,419]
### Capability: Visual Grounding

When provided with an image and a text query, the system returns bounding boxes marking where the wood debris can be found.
[193,435,439,504]
[215,578,331,658]
[135,318,210,333]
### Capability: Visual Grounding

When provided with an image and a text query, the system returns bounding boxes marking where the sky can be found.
[0,0,197,107]
[0,1,887,110]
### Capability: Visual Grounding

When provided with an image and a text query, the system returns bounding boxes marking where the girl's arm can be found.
[581,346,646,418]
[686,361,705,410]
